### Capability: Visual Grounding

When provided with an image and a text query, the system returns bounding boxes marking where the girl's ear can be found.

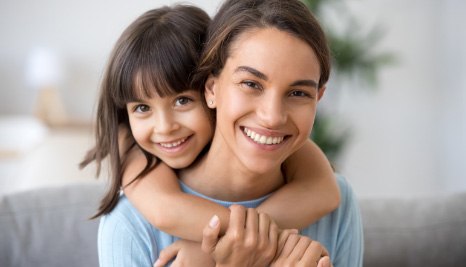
[317,86,326,101]
[205,75,218,108]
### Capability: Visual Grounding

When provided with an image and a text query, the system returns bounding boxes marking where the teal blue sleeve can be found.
[300,175,364,267]
[332,175,364,267]
[97,197,158,267]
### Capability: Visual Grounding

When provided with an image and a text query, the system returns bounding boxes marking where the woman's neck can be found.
[179,140,285,202]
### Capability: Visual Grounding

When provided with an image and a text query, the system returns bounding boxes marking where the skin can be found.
[123,25,334,267]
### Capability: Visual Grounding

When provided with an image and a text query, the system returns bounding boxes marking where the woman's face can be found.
[205,27,325,174]
[127,89,213,169]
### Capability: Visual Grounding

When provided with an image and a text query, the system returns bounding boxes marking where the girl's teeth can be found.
[160,138,186,148]
[243,127,285,145]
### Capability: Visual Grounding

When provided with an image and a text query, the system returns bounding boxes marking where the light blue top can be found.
[98,175,364,266]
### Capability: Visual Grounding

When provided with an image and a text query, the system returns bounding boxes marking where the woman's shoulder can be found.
[335,174,355,202]
[99,195,152,234]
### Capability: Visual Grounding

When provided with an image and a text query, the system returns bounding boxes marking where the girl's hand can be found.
[202,205,279,267]
[154,239,214,267]
[271,231,332,267]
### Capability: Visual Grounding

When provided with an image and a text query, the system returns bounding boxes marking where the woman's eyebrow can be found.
[234,65,318,88]
[234,66,268,80]
[290,79,318,88]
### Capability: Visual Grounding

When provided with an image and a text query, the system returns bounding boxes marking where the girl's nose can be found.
[153,112,180,134]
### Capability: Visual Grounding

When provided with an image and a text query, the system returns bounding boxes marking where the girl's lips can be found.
[154,135,192,152]
[158,137,188,148]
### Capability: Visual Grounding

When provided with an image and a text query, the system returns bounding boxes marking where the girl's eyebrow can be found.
[234,65,318,88]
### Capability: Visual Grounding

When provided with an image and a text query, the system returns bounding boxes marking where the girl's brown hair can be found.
[80,5,210,218]
[192,0,330,91]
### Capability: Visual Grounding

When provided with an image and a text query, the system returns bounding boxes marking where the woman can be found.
[183,0,364,265]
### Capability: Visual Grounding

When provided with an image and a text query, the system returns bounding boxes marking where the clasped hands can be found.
[154,205,332,267]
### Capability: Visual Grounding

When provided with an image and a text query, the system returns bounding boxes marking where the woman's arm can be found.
[122,146,231,241]
[256,139,340,229]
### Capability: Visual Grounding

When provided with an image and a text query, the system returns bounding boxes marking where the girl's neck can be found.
[179,139,284,202]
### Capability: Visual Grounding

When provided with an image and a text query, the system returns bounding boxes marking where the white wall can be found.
[1,0,465,198]
[0,0,221,119]
[335,0,466,197]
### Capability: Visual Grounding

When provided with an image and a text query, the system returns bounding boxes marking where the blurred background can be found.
[1,0,465,198]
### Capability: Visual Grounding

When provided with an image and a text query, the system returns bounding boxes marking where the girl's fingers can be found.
[317,256,331,267]
[201,215,221,254]
[288,236,312,261]
[279,233,300,258]
[275,229,299,259]
[154,241,181,267]
[301,240,325,266]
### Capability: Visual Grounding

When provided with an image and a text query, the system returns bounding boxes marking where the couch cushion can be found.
[0,183,104,267]
[360,191,466,267]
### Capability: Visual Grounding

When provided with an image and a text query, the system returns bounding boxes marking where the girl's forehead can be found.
[131,70,177,99]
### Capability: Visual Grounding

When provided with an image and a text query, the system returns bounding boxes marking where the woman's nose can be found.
[257,95,287,128]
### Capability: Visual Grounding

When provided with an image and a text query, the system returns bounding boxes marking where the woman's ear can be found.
[205,75,217,108]
[317,86,326,101]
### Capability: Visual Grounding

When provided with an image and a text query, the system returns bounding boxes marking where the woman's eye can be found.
[134,104,150,113]
[241,81,261,90]
[175,96,193,106]
[289,90,312,98]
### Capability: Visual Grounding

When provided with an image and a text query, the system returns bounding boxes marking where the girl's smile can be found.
[127,90,213,169]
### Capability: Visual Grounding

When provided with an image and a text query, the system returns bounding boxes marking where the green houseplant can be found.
[302,0,394,167]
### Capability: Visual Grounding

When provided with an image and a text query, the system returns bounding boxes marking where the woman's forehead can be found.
[223,27,321,82]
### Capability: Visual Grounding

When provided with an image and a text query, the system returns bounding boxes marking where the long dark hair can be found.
[80,5,210,218]
[192,0,330,91]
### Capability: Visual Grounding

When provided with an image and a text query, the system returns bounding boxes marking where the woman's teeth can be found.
[159,137,187,148]
[243,127,284,145]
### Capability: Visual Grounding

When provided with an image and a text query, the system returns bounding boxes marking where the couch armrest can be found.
[360,191,466,267]
[0,183,104,267]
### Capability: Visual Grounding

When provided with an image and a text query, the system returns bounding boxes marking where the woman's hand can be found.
[271,230,332,267]
[202,205,279,267]
[153,239,214,267]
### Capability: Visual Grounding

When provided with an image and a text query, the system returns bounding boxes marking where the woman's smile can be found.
[205,27,322,175]
[242,127,287,145]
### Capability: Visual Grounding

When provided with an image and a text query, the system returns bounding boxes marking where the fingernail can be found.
[153,259,161,267]
[209,215,219,228]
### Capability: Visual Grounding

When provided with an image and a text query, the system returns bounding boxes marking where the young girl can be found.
[81,4,339,266]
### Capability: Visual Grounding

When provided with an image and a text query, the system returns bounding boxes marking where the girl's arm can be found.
[123,138,338,241]
[256,139,340,229]
[122,146,230,241]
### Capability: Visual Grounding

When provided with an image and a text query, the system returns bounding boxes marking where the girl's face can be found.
[127,90,213,169]
[205,27,325,175]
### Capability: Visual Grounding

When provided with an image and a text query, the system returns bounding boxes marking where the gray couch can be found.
[1,183,465,267]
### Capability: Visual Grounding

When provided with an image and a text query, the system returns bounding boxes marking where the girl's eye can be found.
[175,96,193,106]
[134,104,150,113]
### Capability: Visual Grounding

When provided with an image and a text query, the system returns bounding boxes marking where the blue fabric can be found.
[98,175,363,267]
